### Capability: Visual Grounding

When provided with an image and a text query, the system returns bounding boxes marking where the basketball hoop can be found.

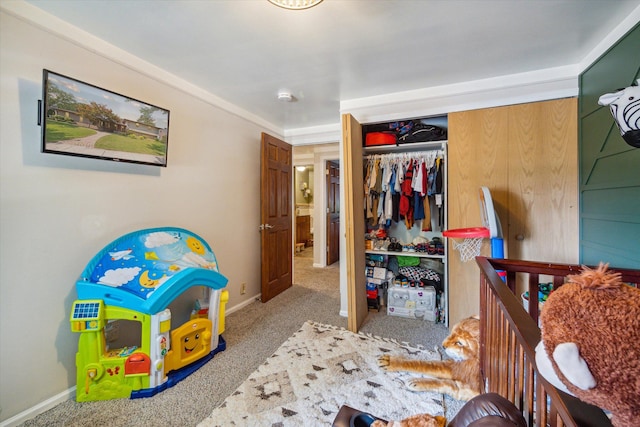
[443,227,490,262]
[444,187,505,262]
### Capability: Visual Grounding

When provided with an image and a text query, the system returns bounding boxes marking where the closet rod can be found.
[364,150,443,160]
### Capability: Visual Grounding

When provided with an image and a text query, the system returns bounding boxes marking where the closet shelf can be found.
[363,140,447,154]
[365,249,445,260]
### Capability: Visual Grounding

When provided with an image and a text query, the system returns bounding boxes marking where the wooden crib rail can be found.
[482,258,640,324]
[475,257,635,427]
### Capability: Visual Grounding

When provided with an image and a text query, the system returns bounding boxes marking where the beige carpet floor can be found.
[21,247,460,426]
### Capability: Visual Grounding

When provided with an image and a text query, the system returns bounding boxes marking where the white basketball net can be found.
[451,237,484,262]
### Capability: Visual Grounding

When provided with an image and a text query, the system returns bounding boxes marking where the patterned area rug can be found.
[199,321,444,426]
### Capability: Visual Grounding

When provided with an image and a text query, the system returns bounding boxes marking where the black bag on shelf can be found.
[421,273,443,293]
[398,123,447,144]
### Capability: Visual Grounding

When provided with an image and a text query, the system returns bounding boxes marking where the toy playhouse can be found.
[69,227,229,401]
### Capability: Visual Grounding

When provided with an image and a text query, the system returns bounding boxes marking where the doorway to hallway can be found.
[292,143,340,268]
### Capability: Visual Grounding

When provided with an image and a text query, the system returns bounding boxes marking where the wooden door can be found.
[342,114,368,332]
[447,99,578,326]
[296,215,311,245]
[260,132,293,303]
[448,107,509,327]
[326,160,340,265]
[507,98,578,264]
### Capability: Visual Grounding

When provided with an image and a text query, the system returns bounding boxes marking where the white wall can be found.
[0,9,271,422]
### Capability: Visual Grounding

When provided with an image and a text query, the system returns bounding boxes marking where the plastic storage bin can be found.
[387,286,436,321]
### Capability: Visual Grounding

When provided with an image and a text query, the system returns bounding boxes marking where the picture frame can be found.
[40,69,170,167]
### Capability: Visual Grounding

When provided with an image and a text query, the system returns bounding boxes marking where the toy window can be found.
[104,319,142,357]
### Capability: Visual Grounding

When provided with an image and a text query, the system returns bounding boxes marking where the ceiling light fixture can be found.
[268,0,323,10]
[296,166,306,172]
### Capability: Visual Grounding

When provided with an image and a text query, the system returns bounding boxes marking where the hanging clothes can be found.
[412,159,426,222]
[435,157,445,230]
[379,158,394,225]
[421,194,432,232]
[364,150,443,231]
[399,159,413,218]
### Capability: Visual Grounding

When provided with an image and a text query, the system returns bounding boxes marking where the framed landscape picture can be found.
[41,69,170,167]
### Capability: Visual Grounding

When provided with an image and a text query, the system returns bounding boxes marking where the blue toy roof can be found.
[76,227,228,314]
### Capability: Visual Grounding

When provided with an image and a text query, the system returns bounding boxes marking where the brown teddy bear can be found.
[536,263,640,427]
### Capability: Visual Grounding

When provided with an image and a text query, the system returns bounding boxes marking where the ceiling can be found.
[21,0,640,132]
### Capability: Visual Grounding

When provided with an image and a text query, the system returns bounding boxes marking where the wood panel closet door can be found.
[507,99,578,264]
[447,98,578,327]
[342,113,368,332]
[448,107,509,327]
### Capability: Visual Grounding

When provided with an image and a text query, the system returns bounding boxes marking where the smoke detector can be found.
[278,91,293,102]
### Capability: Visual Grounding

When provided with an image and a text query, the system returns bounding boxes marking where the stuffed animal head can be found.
[535,263,640,427]
[441,316,479,361]
[598,80,640,148]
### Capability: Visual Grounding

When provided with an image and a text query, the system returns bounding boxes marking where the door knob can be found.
[258,224,274,231]
[515,234,524,241]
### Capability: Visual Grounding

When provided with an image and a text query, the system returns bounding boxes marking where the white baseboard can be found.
[0,298,262,427]
[0,387,75,427]
[225,293,261,315]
